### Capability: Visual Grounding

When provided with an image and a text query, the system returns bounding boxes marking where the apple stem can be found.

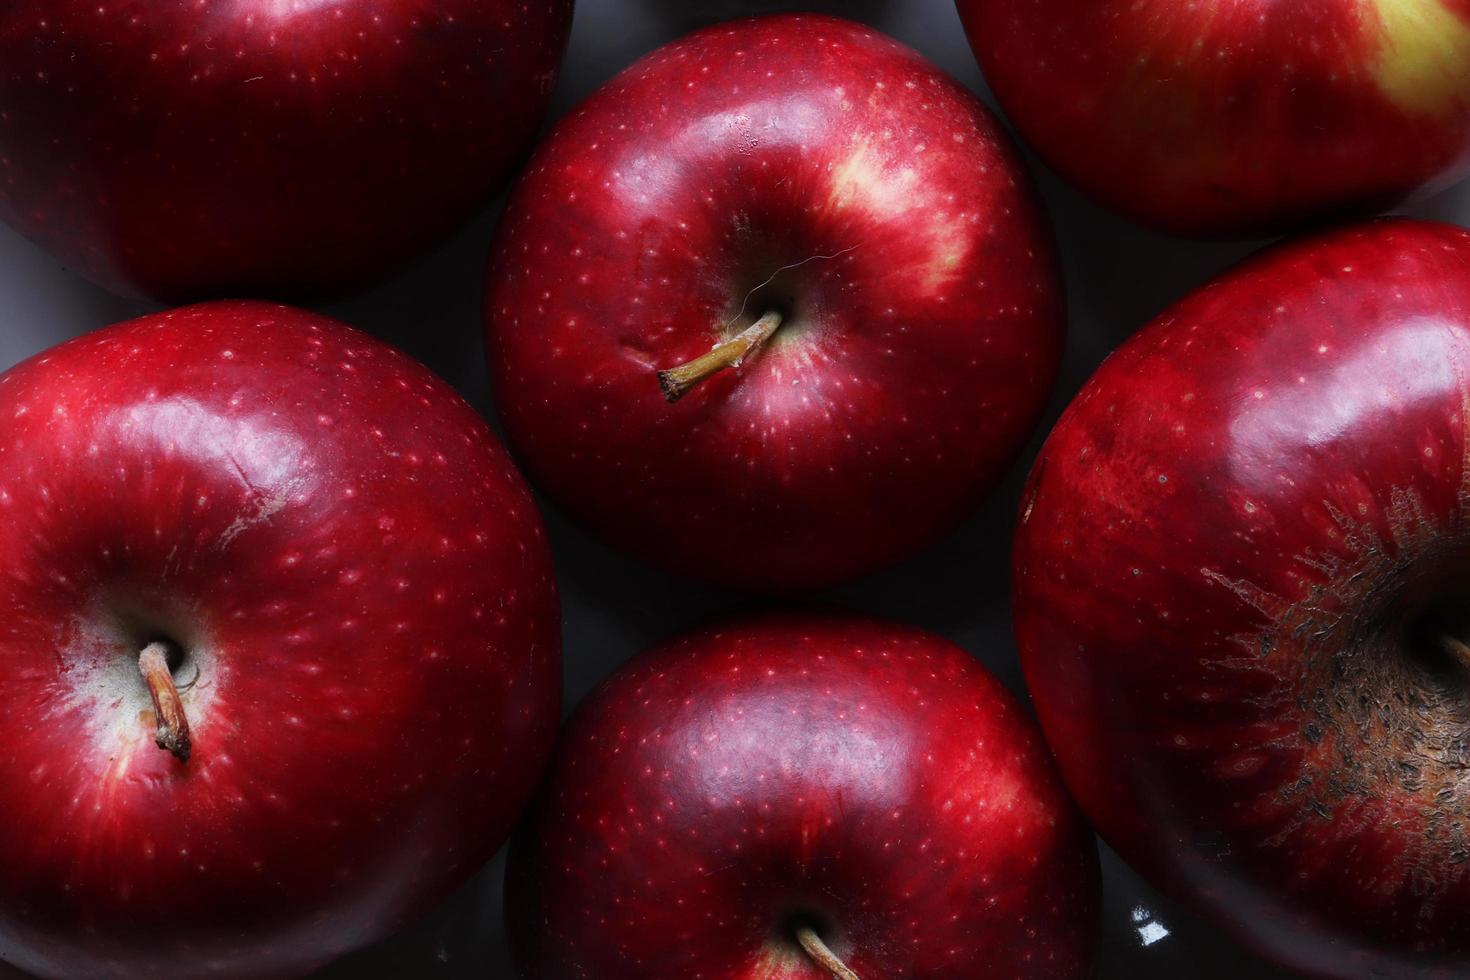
[1442,633,1470,670]
[795,926,861,980]
[139,642,192,764]
[656,310,783,403]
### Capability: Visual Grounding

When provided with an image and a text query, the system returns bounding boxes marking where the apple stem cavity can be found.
[795,925,861,980]
[656,309,783,403]
[139,642,192,764]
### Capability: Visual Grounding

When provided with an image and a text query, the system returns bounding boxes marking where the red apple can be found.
[508,614,1099,978]
[0,1,573,301]
[485,13,1063,591]
[1014,218,1470,977]
[0,301,560,979]
[956,0,1470,236]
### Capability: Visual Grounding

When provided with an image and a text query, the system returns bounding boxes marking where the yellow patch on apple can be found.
[827,139,971,296]
[827,139,918,218]
[1368,0,1470,115]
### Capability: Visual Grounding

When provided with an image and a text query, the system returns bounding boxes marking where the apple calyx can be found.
[138,642,192,763]
[795,925,861,980]
[656,309,783,403]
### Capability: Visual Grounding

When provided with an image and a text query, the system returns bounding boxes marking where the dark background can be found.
[3,0,1466,977]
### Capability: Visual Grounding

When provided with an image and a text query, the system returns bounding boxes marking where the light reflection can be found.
[255,0,346,21]
[1226,315,1463,494]
[107,396,310,496]
[1131,905,1171,947]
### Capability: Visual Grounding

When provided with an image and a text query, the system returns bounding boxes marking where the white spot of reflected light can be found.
[1226,315,1461,495]
[1131,906,1171,947]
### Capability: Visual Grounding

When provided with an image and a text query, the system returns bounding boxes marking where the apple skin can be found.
[0,301,560,979]
[1013,218,1470,977]
[485,14,1063,592]
[507,614,1099,979]
[956,0,1470,237]
[0,1,573,301]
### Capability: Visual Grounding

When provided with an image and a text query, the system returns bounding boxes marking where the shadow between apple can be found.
[632,0,893,33]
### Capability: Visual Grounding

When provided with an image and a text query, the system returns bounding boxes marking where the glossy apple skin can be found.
[956,0,1470,236]
[1014,219,1470,977]
[0,1,573,301]
[0,301,560,979]
[486,14,1063,591]
[508,615,1099,979]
